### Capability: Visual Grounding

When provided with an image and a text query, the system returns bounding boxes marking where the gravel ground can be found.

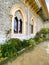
[7,41,49,65]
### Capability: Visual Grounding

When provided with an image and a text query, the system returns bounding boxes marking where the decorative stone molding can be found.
[10,3,27,35]
[9,15,13,18]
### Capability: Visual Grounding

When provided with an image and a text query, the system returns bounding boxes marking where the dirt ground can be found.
[7,41,49,65]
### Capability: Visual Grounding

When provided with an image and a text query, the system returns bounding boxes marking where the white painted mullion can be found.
[18,20,19,34]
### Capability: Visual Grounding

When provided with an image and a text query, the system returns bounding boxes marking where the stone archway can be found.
[10,4,27,35]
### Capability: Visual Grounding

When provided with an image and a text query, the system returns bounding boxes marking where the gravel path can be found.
[7,41,49,65]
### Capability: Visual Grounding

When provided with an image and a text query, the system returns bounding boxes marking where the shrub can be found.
[22,40,30,48]
[28,39,36,47]
[8,38,23,51]
[34,28,49,44]
[0,50,2,58]
[0,28,49,59]
[41,28,49,34]
[0,38,30,58]
[1,38,22,58]
[1,43,17,58]
[34,31,46,44]
[34,32,41,41]
[38,38,44,43]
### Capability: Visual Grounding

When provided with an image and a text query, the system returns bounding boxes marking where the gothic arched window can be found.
[14,16,22,33]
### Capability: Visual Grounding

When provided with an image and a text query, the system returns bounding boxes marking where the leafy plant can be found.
[1,42,17,58]
[22,40,29,48]
[8,38,23,51]
[29,39,36,47]
[0,28,49,59]
[0,50,2,58]
[40,28,49,34]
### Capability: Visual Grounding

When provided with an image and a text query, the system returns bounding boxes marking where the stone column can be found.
[23,20,26,35]
[9,15,14,34]
[33,16,37,35]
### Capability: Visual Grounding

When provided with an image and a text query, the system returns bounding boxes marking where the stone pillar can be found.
[9,15,14,34]
[22,20,26,35]
[33,16,37,35]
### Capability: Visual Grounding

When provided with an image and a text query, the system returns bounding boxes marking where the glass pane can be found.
[14,17,18,33]
[19,19,22,33]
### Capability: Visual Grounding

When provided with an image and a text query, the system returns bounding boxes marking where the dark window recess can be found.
[14,16,22,33]
[19,19,22,33]
[14,17,18,33]
[31,25,33,33]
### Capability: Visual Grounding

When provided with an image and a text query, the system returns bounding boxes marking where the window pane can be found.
[19,19,22,33]
[14,17,18,33]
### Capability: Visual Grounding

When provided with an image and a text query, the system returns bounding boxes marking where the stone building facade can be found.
[0,0,49,43]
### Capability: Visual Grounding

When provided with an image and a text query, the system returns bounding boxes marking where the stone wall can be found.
[44,21,49,28]
[0,0,44,43]
[0,0,33,43]
[32,15,44,34]
[35,16,44,32]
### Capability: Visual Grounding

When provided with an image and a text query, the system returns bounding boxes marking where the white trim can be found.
[11,34,35,40]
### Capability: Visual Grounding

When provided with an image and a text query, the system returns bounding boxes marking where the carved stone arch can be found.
[10,4,27,22]
[10,4,27,34]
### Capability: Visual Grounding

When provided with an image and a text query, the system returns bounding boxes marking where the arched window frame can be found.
[9,4,27,35]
